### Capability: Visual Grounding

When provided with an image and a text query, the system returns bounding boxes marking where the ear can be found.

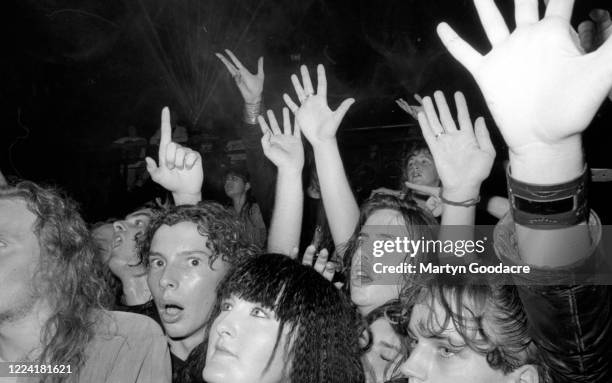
[245,182,251,192]
[507,364,539,383]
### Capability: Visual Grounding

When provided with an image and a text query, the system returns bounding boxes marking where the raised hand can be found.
[395,94,424,120]
[216,49,264,104]
[437,0,612,158]
[417,91,495,197]
[145,107,203,201]
[578,9,612,101]
[301,245,336,282]
[283,65,355,148]
[258,108,304,174]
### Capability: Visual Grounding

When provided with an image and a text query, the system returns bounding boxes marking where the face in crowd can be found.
[361,302,407,383]
[400,284,541,383]
[350,208,409,315]
[139,203,255,353]
[148,220,229,343]
[405,148,440,188]
[108,208,153,278]
[204,253,364,383]
[346,196,438,316]
[0,198,42,326]
[205,295,291,383]
[224,173,250,199]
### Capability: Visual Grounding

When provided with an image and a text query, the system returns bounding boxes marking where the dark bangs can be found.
[217,253,328,326]
[210,253,365,383]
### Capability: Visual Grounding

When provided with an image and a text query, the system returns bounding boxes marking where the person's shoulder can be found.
[95,310,165,340]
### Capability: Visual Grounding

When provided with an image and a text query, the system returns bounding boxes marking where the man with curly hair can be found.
[139,202,259,383]
[0,180,171,383]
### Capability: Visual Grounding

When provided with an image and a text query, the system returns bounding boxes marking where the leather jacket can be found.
[494,212,612,382]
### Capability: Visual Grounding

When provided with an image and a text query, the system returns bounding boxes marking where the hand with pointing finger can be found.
[145,107,203,205]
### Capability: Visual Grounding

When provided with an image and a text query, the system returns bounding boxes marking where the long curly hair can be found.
[138,201,260,268]
[400,275,548,381]
[206,253,365,383]
[0,181,113,383]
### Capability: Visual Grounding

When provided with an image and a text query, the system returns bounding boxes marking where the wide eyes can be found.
[190,258,200,267]
[218,300,270,319]
[150,258,165,268]
[251,307,269,318]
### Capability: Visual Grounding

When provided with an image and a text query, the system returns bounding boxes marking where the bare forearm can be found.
[313,140,360,247]
[267,170,303,255]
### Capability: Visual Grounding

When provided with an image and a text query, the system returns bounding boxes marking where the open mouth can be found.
[160,303,184,323]
[410,171,422,180]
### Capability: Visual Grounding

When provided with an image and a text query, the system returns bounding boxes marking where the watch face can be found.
[513,195,575,215]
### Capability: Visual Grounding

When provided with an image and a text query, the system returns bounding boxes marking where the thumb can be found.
[334,98,355,122]
[145,157,159,175]
[474,117,496,156]
[404,181,440,197]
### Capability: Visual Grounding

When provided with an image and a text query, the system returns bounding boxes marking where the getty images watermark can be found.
[354,225,535,285]
[370,236,531,276]
[354,224,612,286]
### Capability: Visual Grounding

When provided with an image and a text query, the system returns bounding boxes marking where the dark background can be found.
[1,0,610,221]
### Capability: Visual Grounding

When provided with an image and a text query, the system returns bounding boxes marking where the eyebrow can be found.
[148,250,210,258]
[410,321,465,346]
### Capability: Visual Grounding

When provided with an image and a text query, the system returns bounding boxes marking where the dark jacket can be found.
[494,211,612,382]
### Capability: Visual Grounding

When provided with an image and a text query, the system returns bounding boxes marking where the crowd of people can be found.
[1,1,612,382]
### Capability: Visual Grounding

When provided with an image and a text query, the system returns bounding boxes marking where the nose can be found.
[159,265,178,290]
[113,220,127,232]
[215,310,238,338]
[399,345,428,381]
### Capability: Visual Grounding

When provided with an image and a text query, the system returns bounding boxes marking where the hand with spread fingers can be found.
[578,9,612,101]
[257,108,304,174]
[437,0,612,161]
[283,64,355,148]
[416,91,495,199]
[145,107,203,204]
[216,49,264,104]
[395,94,424,120]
